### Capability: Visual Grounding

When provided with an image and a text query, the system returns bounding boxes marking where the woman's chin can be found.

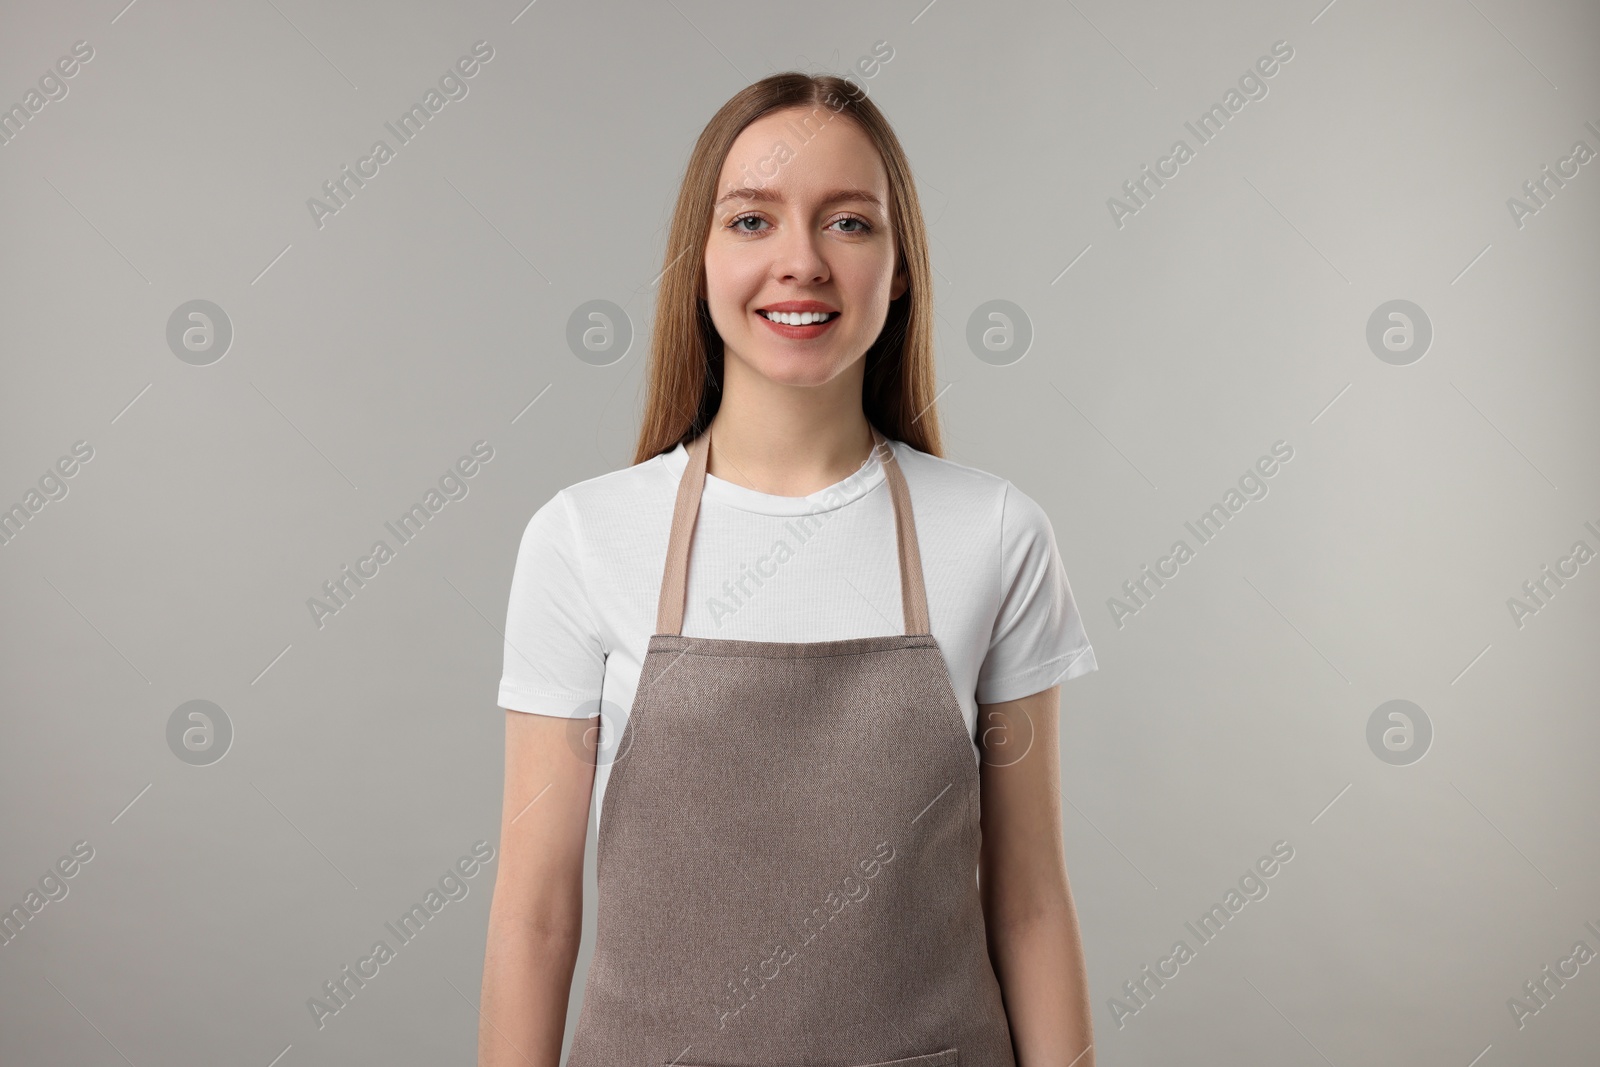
[732,350,858,390]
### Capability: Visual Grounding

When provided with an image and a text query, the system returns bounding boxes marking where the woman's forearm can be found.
[483,710,596,1065]
[976,689,1095,1066]
[478,905,582,1067]
[988,900,1095,1067]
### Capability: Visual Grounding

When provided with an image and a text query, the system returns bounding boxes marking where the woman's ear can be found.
[890,260,909,302]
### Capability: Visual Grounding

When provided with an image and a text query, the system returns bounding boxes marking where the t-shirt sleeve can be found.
[497,490,608,717]
[974,481,1098,704]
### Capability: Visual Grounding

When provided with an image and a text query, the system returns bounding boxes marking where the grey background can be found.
[2,0,1597,1064]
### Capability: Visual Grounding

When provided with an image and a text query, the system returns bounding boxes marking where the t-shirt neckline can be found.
[658,438,891,516]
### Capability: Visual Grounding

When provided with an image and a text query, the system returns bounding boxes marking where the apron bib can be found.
[566,425,1017,1067]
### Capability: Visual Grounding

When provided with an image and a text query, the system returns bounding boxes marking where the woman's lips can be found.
[755,310,839,339]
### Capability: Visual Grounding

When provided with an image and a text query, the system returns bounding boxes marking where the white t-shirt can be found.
[498,436,1098,828]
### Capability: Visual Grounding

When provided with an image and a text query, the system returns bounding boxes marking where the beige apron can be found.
[566,425,1017,1067]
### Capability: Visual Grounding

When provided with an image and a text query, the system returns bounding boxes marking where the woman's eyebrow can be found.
[714,187,884,210]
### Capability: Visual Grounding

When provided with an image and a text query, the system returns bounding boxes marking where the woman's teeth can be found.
[758,310,838,325]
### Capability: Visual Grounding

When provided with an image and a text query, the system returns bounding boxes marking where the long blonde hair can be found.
[631,73,942,465]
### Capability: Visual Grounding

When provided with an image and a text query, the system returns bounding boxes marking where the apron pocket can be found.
[671,1050,957,1067]
[855,1052,957,1067]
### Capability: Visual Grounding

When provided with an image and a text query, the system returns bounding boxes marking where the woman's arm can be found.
[977,686,1095,1067]
[478,710,597,1066]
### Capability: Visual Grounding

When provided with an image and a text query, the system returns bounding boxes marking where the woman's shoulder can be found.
[891,440,1060,547]
[562,447,677,506]
[516,448,677,549]
[892,439,1027,507]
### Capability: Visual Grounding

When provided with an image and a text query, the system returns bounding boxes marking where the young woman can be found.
[479,74,1098,1067]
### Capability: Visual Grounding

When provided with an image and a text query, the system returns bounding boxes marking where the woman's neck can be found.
[704,408,876,498]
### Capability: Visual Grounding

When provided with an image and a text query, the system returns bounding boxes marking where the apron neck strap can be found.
[656,423,931,637]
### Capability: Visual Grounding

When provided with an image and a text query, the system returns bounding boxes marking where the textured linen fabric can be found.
[498,436,1098,828]
[565,636,1017,1066]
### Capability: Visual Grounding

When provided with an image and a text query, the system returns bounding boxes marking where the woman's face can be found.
[703,106,907,390]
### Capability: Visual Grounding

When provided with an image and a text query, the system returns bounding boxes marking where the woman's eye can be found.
[727,214,873,235]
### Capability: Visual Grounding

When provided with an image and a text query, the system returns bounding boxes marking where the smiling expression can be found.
[703,106,908,389]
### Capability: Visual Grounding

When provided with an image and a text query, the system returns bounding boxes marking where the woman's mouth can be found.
[756,309,840,338]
